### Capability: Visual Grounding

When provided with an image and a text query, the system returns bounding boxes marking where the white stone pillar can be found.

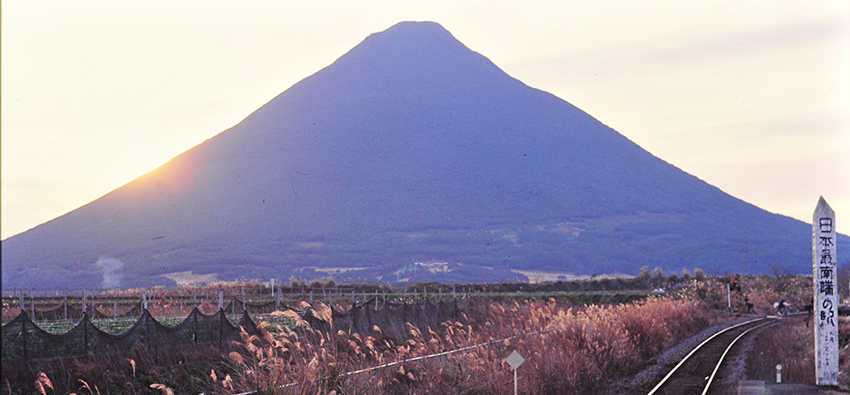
[813,196,838,386]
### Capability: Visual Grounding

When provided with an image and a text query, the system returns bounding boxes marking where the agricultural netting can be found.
[17,301,143,321]
[224,297,279,314]
[303,297,465,339]
[1,308,258,364]
[2,297,466,363]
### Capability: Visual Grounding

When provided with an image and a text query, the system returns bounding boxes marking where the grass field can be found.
[4,273,844,394]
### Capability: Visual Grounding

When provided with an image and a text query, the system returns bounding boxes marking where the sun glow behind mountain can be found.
[4,21,846,289]
[2,3,848,241]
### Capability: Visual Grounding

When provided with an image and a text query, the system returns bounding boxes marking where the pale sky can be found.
[2,1,849,240]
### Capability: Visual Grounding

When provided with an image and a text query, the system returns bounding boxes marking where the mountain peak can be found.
[314,21,514,94]
[2,22,833,289]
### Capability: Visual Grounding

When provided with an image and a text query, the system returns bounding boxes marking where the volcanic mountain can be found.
[3,22,844,289]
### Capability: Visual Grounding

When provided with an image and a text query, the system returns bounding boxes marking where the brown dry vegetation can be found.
[207,295,711,394]
[9,274,850,394]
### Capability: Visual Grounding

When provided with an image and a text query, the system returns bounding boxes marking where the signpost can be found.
[505,350,524,395]
[813,196,838,386]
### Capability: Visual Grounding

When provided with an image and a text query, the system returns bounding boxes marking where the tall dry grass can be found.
[745,320,815,384]
[217,295,710,394]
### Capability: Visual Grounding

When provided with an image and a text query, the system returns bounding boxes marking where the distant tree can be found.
[694,268,705,281]
[652,267,665,287]
[681,268,692,281]
[637,266,651,287]
[667,273,680,287]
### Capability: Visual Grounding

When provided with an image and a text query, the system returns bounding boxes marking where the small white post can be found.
[506,351,524,395]
[776,364,782,383]
[727,283,732,311]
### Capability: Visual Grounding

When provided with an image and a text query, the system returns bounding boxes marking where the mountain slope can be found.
[3,21,845,289]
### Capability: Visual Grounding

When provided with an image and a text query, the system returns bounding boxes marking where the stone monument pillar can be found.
[813,196,838,386]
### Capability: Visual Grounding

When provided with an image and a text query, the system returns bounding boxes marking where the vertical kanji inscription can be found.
[813,196,838,386]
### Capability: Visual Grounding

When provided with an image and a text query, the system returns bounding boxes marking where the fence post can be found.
[21,308,27,363]
[64,293,68,321]
[83,308,89,359]
[218,291,224,348]
[193,303,198,344]
[82,292,87,314]
[141,292,149,350]
[310,291,314,305]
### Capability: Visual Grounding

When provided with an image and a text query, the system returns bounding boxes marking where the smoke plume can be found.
[95,256,125,288]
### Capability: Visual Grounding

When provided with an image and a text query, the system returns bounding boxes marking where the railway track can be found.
[645,316,777,395]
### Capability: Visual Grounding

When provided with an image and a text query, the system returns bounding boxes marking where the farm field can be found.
[2,273,847,394]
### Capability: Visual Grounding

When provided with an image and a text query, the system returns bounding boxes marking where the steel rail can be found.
[646,316,771,395]
[701,319,775,395]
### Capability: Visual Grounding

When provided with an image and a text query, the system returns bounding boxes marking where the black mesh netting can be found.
[19,302,143,321]
[3,297,464,363]
[303,297,465,339]
[1,309,256,363]
[223,297,278,314]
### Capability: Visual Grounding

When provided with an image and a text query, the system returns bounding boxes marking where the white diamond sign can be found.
[506,350,524,369]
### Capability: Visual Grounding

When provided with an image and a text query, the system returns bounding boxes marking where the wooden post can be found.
[114,288,118,320]
[814,196,838,386]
